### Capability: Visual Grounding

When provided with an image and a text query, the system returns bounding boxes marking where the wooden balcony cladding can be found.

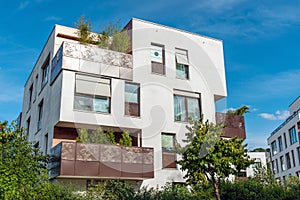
[49,142,154,180]
[50,41,133,85]
[215,113,246,139]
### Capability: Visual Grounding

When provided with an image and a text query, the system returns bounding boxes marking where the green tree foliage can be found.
[98,22,130,53]
[75,16,93,44]
[76,128,116,145]
[227,105,250,116]
[119,131,132,146]
[177,117,253,200]
[0,121,48,199]
[252,164,277,185]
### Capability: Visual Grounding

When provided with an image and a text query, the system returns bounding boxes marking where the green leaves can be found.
[0,121,48,199]
[177,116,253,200]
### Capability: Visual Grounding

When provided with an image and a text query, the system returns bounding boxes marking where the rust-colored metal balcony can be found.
[49,142,154,180]
[215,113,246,139]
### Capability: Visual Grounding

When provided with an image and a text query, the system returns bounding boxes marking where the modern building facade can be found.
[21,18,244,189]
[267,96,300,183]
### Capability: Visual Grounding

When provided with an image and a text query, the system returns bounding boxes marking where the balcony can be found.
[49,142,154,180]
[50,41,133,85]
[215,113,246,139]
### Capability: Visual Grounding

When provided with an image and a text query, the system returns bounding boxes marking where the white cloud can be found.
[19,1,30,10]
[44,16,62,22]
[259,110,290,121]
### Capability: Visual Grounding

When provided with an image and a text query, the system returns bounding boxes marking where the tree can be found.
[177,117,253,200]
[75,15,93,44]
[0,121,48,199]
[227,105,250,116]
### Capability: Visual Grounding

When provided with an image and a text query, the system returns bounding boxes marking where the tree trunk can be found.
[213,182,221,200]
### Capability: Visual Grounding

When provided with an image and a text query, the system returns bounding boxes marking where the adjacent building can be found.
[267,96,300,183]
[21,18,245,189]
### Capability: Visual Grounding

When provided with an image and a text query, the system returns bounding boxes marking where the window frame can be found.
[278,136,283,152]
[151,43,165,75]
[175,48,189,80]
[28,84,33,110]
[289,126,298,145]
[124,82,140,117]
[173,93,201,122]
[271,140,278,155]
[37,100,44,131]
[73,74,111,114]
[41,55,50,89]
[286,152,291,169]
[161,132,177,169]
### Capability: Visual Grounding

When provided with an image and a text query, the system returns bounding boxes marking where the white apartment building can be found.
[267,96,300,183]
[246,152,267,177]
[20,18,241,189]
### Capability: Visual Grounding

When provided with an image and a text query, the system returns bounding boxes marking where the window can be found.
[296,171,300,179]
[271,160,275,173]
[175,48,189,79]
[286,153,291,169]
[280,156,285,171]
[291,150,295,167]
[34,75,38,100]
[151,43,165,75]
[161,133,175,152]
[45,133,48,154]
[289,126,298,145]
[125,82,140,117]
[74,74,111,113]
[275,159,279,173]
[37,100,43,130]
[26,117,31,134]
[297,147,300,165]
[271,141,278,155]
[278,136,283,152]
[28,84,33,109]
[41,56,50,88]
[283,132,287,148]
[174,90,200,122]
[161,133,176,168]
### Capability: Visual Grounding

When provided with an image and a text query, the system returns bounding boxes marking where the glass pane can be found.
[174,95,186,121]
[188,97,200,121]
[125,83,139,103]
[74,95,92,111]
[176,63,188,79]
[94,97,109,113]
[162,134,174,152]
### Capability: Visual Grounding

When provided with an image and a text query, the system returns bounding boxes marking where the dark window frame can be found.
[124,82,140,117]
[41,55,50,89]
[289,126,298,145]
[151,43,165,75]
[173,94,201,122]
[37,100,44,131]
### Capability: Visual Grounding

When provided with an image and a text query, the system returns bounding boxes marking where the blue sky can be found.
[1,0,300,149]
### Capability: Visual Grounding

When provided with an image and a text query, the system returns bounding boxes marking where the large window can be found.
[37,100,43,130]
[291,150,296,167]
[271,141,278,155]
[283,132,287,149]
[174,91,200,122]
[286,153,291,169]
[278,136,283,152]
[41,56,50,88]
[125,82,140,117]
[297,147,300,166]
[289,126,298,145]
[175,48,189,79]
[74,74,111,113]
[151,43,165,75]
[280,156,285,171]
[28,84,33,109]
[161,133,176,168]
